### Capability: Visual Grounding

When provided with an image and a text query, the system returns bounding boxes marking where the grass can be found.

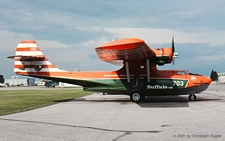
[0,88,93,116]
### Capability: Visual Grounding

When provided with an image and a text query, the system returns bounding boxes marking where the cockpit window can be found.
[178,71,186,75]
[189,73,201,76]
[185,70,190,74]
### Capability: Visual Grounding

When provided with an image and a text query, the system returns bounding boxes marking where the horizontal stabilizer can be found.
[7,55,45,61]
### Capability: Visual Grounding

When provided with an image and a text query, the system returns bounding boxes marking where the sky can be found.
[1,0,225,78]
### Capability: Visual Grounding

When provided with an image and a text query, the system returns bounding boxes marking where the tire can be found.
[189,94,196,101]
[130,92,144,102]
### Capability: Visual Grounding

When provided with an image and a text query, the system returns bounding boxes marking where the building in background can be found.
[5,76,35,87]
[217,72,225,83]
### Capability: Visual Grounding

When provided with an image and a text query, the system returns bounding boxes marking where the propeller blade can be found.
[172,36,175,53]
[172,37,176,65]
[172,57,175,65]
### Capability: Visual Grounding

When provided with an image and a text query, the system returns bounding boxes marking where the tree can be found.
[210,70,218,81]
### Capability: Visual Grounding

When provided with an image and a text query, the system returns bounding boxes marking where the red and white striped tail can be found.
[10,40,65,76]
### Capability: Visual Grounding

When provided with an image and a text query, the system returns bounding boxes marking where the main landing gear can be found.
[189,94,196,101]
[130,92,145,102]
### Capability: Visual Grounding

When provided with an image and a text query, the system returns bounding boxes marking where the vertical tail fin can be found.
[8,40,64,76]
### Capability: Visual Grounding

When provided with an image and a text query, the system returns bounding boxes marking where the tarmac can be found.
[0,84,225,141]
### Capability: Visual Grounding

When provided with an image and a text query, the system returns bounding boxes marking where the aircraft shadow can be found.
[196,98,223,102]
[55,95,224,108]
[72,98,130,103]
[138,96,189,108]
[139,95,223,108]
[70,96,189,108]
[190,97,224,102]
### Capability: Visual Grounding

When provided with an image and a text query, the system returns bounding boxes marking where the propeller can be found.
[171,37,178,65]
[172,36,175,53]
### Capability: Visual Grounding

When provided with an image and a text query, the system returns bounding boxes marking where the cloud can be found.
[33,37,120,71]
[0,30,33,52]
[1,0,225,78]
[196,55,225,61]
[105,28,201,43]
[105,28,225,46]
[35,40,70,49]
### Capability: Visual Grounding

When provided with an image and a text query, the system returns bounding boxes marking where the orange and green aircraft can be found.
[8,37,211,102]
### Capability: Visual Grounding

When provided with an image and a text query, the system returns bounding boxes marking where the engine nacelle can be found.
[153,48,173,66]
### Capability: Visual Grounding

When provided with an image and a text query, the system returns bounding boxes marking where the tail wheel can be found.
[130,92,144,102]
[189,94,196,101]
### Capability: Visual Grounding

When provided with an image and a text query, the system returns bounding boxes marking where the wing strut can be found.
[146,59,150,82]
[125,62,130,83]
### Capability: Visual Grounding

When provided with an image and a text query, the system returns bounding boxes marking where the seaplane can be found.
[8,37,212,102]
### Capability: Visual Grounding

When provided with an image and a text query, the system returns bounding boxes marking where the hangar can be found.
[5,76,35,87]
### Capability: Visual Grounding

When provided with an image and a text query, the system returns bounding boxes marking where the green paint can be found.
[84,79,129,91]
[147,79,188,90]
[83,78,188,93]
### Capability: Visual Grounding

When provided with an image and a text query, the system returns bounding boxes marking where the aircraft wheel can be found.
[130,92,144,102]
[189,94,196,101]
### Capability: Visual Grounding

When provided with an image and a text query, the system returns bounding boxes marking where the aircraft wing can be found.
[95,38,155,65]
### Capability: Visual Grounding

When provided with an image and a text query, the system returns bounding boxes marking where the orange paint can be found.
[8,38,212,102]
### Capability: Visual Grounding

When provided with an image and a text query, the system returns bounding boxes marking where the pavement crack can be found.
[112,132,131,141]
[0,118,161,134]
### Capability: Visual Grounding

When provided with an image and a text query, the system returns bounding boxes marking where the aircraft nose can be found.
[201,76,212,84]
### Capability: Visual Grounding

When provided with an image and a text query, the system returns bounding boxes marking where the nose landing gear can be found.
[189,94,196,101]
